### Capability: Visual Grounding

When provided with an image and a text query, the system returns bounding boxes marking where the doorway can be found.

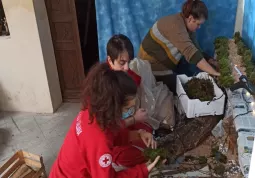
[45,0,99,101]
[75,0,99,74]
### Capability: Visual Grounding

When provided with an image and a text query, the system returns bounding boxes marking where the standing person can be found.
[138,0,220,94]
[49,63,160,178]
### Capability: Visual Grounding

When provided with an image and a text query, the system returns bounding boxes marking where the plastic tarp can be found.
[129,58,175,129]
[95,0,238,61]
[242,0,255,61]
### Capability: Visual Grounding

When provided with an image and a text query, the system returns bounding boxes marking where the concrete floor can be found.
[0,103,80,175]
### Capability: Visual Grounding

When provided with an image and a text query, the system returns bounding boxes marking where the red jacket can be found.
[106,61,141,87]
[49,110,148,178]
[127,69,141,87]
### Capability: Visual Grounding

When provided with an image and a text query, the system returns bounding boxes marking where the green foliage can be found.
[234,31,241,44]
[144,148,168,167]
[184,77,215,101]
[237,41,247,56]
[214,36,235,88]
[214,36,228,47]
[234,34,255,83]
[249,72,255,85]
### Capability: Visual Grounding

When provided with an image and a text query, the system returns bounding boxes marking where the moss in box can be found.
[184,77,215,101]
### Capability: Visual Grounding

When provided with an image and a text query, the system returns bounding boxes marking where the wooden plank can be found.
[1,160,24,178]
[22,151,41,162]
[24,158,41,171]
[0,153,20,174]
[0,150,46,178]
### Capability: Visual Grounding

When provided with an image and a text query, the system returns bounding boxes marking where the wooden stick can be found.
[11,164,28,178]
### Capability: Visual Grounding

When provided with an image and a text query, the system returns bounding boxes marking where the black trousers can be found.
[154,74,177,95]
[154,53,213,96]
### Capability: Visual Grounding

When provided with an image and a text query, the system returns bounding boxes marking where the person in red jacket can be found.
[49,63,161,178]
[106,34,152,133]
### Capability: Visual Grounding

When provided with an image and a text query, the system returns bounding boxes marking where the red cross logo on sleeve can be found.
[99,154,112,168]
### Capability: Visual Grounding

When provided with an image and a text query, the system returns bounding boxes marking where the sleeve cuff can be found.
[202,52,212,61]
[140,164,149,177]
[190,50,204,64]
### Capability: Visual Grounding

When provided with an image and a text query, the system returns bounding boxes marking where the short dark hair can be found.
[107,34,134,63]
[81,63,137,130]
[182,0,208,20]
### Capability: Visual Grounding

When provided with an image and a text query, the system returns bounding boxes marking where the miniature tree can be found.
[234,31,241,44]
[214,36,235,88]
[234,34,255,84]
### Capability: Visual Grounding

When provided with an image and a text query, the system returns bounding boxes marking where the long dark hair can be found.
[81,63,137,130]
[182,0,208,20]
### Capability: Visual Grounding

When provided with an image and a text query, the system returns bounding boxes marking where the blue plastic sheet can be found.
[242,0,255,61]
[95,0,238,61]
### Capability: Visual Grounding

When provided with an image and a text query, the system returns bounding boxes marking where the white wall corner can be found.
[33,0,63,112]
[0,0,62,113]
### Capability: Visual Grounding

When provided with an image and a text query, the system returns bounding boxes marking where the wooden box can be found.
[0,150,47,178]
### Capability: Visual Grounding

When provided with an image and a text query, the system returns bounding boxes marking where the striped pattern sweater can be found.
[139,13,204,72]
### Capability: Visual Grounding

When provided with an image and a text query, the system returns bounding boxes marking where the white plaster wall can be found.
[235,0,245,35]
[0,0,62,113]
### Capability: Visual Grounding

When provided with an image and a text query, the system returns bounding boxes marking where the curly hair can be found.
[81,63,137,130]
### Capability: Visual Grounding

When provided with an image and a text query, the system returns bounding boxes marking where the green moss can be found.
[214,164,226,176]
[144,148,168,167]
[214,36,228,47]
[218,75,235,88]
[234,32,241,44]
[249,72,255,85]
[184,77,215,101]
[237,41,246,56]
[214,36,235,88]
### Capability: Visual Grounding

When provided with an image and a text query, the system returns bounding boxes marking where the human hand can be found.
[134,108,148,123]
[213,71,221,77]
[139,130,157,149]
[146,156,167,172]
[146,156,161,172]
[208,58,219,71]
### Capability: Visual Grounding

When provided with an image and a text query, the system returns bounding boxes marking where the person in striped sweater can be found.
[138,0,220,94]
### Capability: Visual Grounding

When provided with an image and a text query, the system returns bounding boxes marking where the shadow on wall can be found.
[0,83,14,112]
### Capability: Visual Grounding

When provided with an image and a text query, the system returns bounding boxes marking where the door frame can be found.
[45,0,85,102]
